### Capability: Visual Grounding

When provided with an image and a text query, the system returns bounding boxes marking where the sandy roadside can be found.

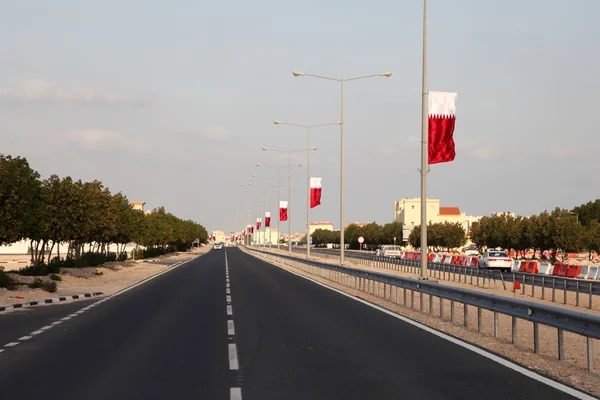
[0,247,211,308]
[244,247,600,397]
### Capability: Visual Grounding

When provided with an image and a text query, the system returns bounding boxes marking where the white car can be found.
[478,250,512,271]
[214,243,223,250]
[380,245,402,258]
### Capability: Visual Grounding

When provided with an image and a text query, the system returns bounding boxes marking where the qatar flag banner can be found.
[265,212,271,227]
[428,91,457,165]
[255,218,261,230]
[250,226,254,234]
[246,225,251,234]
[310,177,322,208]
[279,201,288,222]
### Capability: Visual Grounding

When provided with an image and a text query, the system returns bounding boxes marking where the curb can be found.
[0,292,103,312]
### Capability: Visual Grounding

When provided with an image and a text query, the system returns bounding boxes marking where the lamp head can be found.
[273,120,281,125]
[381,72,392,77]
[292,71,304,77]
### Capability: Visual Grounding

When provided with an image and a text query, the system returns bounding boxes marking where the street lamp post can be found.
[249,179,279,248]
[256,163,302,251]
[273,120,340,258]
[262,146,316,254]
[292,70,391,264]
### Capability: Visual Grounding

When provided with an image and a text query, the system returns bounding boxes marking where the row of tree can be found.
[304,222,405,250]
[407,222,468,251]
[0,155,208,265]
[469,206,600,259]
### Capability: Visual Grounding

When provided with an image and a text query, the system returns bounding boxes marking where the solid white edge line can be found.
[227,305,233,315]
[228,343,239,370]
[227,320,235,336]
[264,256,596,400]
[230,387,242,400]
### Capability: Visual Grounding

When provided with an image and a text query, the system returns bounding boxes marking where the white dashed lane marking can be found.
[226,295,232,303]
[4,342,20,348]
[228,343,239,370]
[227,320,235,336]
[227,305,233,316]
[18,336,32,341]
[231,387,242,400]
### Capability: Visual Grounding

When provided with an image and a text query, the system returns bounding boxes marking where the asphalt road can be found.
[0,248,587,399]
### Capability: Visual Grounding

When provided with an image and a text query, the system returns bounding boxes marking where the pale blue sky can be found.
[1,0,599,233]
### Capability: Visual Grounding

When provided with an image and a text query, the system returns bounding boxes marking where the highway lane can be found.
[0,247,589,399]
[227,247,583,399]
[0,251,231,399]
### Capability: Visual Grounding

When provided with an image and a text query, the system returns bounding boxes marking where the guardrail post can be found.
[522,274,526,295]
[493,312,499,337]
[429,294,433,314]
[470,268,473,285]
[450,300,455,322]
[590,283,593,310]
[541,277,545,300]
[533,322,540,354]
[511,316,517,344]
[411,290,415,309]
[563,280,567,305]
[464,305,468,328]
[477,307,482,332]
[440,298,444,319]
[576,281,580,307]
[420,293,424,312]
[587,337,594,372]
[531,276,535,298]
[552,279,556,302]
[557,328,564,361]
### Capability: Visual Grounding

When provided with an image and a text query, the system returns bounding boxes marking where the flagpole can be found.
[277,168,281,251]
[419,0,428,279]
[263,186,266,247]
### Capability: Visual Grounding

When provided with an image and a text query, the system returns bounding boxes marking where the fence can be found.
[282,247,600,310]
[244,246,600,372]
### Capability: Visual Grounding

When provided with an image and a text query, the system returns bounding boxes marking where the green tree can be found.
[549,208,584,260]
[572,200,600,229]
[0,155,41,245]
[408,225,421,249]
[583,220,600,259]
[380,221,403,245]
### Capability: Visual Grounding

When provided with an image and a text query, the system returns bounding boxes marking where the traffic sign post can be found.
[358,236,364,251]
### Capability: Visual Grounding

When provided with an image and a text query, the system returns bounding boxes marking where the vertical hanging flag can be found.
[250,226,254,234]
[256,218,261,230]
[310,177,322,208]
[246,225,251,234]
[265,212,271,227]
[428,91,458,164]
[279,201,288,222]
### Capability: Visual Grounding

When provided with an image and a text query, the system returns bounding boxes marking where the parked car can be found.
[380,245,402,258]
[478,250,512,271]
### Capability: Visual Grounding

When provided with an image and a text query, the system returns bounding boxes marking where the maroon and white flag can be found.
[310,177,322,209]
[246,225,251,234]
[265,212,271,227]
[255,217,261,230]
[428,91,457,165]
[279,201,288,222]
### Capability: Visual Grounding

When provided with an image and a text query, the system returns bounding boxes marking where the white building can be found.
[309,221,334,235]
[394,198,482,240]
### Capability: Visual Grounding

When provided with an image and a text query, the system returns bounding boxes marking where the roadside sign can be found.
[358,236,364,244]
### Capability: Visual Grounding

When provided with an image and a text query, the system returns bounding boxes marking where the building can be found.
[345,222,370,229]
[130,202,145,211]
[309,222,334,235]
[394,198,482,240]
[212,230,226,243]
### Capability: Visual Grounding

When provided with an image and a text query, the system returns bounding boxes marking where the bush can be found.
[0,267,18,290]
[28,278,57,293]
[18,260,61,276]
[132,246,174,260]
[50,273,62,281]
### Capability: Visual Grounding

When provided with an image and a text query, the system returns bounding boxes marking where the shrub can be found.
[18,260,61,276]
[50,273,62,281]
[0,267,18,290]
[28,278,57,292]
[132,246,174,260]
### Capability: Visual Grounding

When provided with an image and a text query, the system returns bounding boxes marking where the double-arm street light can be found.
[273,120,340,258]
[292,70,392,264]
[262,146,316,254]
[256,162,302,250]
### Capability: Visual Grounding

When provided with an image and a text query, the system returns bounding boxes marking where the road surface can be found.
[0,248,587,399]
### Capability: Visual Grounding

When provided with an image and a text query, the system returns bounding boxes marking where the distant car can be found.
[214,243,223,250]
[464,249,479,257]
[478,250,512,271]
[380,245,402,258]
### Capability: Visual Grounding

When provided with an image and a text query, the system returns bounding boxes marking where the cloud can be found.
[0,79,152,106]
[61,129,124,149]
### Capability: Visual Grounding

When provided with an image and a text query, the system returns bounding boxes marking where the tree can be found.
[408,225,421,249]
[572,200,600,229]
[438,222,467,250]
[381,221,403,245]
[344,224,362,249]
[0,155,41,245]
[549,208,584,260]
[583,220,600,259]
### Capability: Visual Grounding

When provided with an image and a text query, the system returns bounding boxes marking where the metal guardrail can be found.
[244,246,600,372]
[282,246,600,310]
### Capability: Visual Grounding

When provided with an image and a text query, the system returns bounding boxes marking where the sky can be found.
[1,0,599,234]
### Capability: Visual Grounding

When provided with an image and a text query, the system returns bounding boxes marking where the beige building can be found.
[309,222,334,235]
[394,198,482,240]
